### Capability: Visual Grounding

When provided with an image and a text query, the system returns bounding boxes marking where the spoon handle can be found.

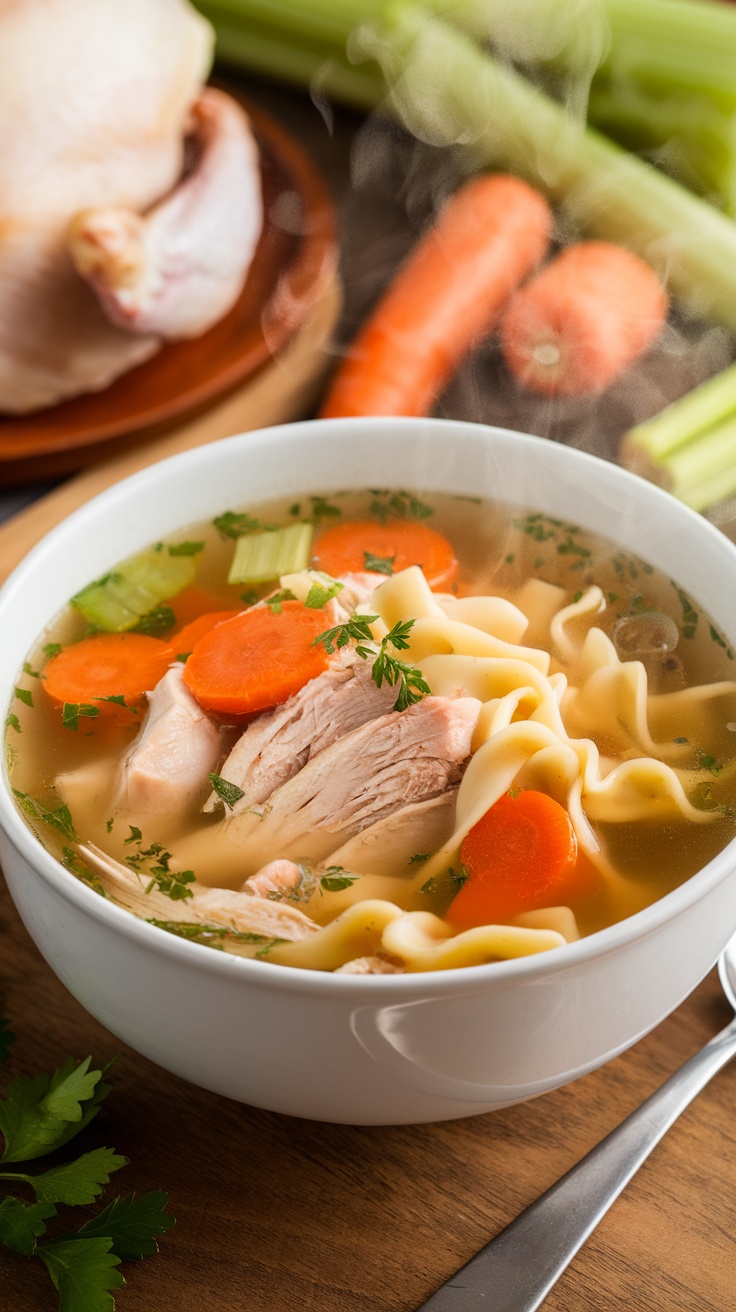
[416,1016,736,1312]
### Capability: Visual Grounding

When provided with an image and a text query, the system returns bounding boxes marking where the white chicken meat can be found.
[0,0,263,413]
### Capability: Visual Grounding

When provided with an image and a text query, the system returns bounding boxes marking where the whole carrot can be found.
[500,241,668,396]
[319,173,553,418]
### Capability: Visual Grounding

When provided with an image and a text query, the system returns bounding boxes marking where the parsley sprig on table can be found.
[0,1007,174,1310]
[313,615,430,712]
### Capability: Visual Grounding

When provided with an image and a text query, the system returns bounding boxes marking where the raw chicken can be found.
[0,0,262,413]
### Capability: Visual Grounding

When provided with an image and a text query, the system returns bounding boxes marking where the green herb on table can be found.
[0,1006,174,1310]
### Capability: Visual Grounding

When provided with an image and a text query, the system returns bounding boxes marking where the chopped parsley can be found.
[671,582,699,640]
[239,589,260,607]
[12,791,77,842]
[304,576,344,609]
[288,502,302,517]
[124,836,195,901]
[310,495,342,519]
[696,750,723,776]
[42,643,62,660]
[313,614,430,712]
[105,818,114,833]
[263,589,296,614]
[213,511,275,539]
[61,703,100,732]
[4,714,20,736]
[168,540,203,556]
[709,623,735,659]
[369,490,434,522]
[132,604,176,637]
[319,867,360,893]
[14,687,33,709]
[22,662,42,680]
[208,774,246,809]
[363,551,395,575]
[421,866,469,898]
[409,853,429,865]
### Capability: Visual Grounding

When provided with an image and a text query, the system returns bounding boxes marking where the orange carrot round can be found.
[171,585,226,628]
[449,790,578,928]
[173,611,241,658]
[313,520,458,591]
[43,634,174,716]
[500,240,668,396]
[183,600,331,717]
[319,174,553,418]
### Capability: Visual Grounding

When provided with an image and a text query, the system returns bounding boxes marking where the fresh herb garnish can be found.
[571,590,583,603]
[319,867,360,893]
[671,581,698,640]
[408,853,429,865]
[5,714,20,736]
[363,551,395,575]
[288,502,301,518]
[132,605,176,637]
[42,644,63,660]
[674,737,689,745]
[123,826,142,846]
[421,866,469,897]
[313,614,430,712]
[14,688,33,709]
[12,792,77,842]
[310,495,342,519]
[0,1007,174,1309]
[168,541,203,557]
[239,589,260,607]
[696,750,723,776]
[263,589,296,614]
[61,703,100,732]
[369,490,434,523]
[304,576,344,609]
[208,774,245,809]
[22,662,42,680]
[213,511,275,539]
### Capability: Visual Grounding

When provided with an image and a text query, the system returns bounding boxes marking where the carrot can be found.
[500,241,668,396]
[183,600,331,717]
[43,634,174,719]
[319,174,552,418]
[449,790,579,928]
[312,520,458,591]
[172,611,241,659]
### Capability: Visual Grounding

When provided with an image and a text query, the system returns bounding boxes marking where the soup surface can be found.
[6,489,736,973]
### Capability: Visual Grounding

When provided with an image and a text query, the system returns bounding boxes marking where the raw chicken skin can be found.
[0,0,261,412]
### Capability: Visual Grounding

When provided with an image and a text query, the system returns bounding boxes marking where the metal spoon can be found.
[417,932,736,1312]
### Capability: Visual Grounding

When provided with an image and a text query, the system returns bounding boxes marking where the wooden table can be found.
[2,70,736,1312]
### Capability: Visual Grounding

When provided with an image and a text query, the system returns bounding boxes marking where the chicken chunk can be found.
[205,647,396,815]
[174,696,481,884]
[115,664,232,816]
[326,790,458,877]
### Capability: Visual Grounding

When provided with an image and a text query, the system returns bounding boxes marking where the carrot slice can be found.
[500,241,668,396]
[319,173,552,418]
[313,520,458,591]
[449,790,579,928]
[43,634,174,717]
[172,611,241,658]
[182,600,331,717]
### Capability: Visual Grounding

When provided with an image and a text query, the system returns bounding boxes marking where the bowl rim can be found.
[2,415,736,997]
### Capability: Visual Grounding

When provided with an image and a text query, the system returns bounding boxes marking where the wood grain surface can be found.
[1,72,736,1312]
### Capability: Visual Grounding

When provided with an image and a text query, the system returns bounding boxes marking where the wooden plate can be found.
[0,97,337,484]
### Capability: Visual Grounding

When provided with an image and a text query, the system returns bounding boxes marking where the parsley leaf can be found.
[22,662,42,680]
[5,713,21,735]
[62,704,100,732]
[313,615,429,712]
[42,643,63,660]
[319,867,360,893]
[263,589,296,614]
[3,1147,128,1207]
[313,614,379,655]
[310,495,342,519]
[408,853,429,865]
[38,1235,125,1311]
[363,551,395,575]
[12,791,77,842]
[94,695,137,715]
[208,774,245,809]
[0,1196,55,1257]
[132,605,176,637]
[0,1057,109,1163]
[168,541,203,556]
[72,1190,175,1260]
[213,511,275,539]
[304,577,344,609]
[370,490,434,522]
[14,687,34,708]
[124,826,142,845]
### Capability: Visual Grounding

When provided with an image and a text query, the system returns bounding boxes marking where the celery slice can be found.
[228,523,314,584]
[72,549,197,632]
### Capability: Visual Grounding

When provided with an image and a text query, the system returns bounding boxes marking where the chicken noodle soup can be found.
[6,490,736,974]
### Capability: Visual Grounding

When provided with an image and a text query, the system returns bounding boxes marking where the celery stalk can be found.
[228,523,314,584]
[357,7,736,331]
[622,362,736,465]
[661,416,736,512]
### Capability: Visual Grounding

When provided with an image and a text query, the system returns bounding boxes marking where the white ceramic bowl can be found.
[2,418,736,1126]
